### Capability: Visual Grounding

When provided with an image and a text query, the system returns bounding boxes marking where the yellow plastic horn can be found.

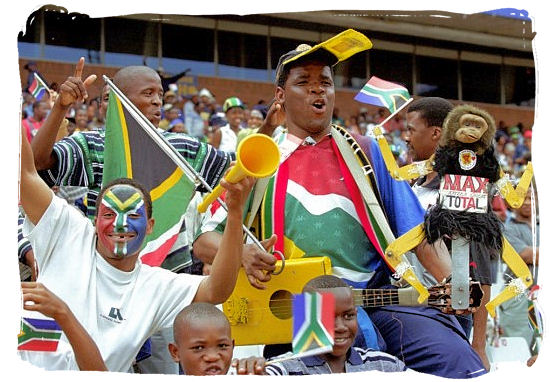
[197,134,280,213]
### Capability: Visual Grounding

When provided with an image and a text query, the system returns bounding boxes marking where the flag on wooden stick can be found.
[103,86,197,266]
[28,73,49,101]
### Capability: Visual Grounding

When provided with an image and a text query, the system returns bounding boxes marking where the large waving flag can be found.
[18,317,62,352]
[355,76,410,114]
[28,73,48,101]
[292,292,334,357]
[103,86,196,267]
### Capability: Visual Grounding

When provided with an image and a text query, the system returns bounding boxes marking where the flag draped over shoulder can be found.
[354,76,410,114]
[103,89,196,266]
[292,292,334,358]
[28,73,48,101]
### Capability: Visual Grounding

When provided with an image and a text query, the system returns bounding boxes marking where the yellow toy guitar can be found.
[223,257,483,345]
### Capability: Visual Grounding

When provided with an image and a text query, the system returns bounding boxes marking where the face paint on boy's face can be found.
[97,185,148,258]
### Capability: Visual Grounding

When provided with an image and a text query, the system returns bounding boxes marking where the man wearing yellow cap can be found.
[194,29,486,378]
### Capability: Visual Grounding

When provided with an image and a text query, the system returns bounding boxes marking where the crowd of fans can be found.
[17,58,539,374]
[20,79,533,183]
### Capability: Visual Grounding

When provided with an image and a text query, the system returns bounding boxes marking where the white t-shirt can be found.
[20,195,205,371]
[218,124,239,152]
[409,177,440,286]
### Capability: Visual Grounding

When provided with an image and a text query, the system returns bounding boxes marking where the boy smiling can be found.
[264,276,406,375]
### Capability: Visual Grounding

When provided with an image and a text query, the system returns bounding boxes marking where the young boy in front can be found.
[169,276,407,375]
[168,302,268,376]
[263,275,407,375]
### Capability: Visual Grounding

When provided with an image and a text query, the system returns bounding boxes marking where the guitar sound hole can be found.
[269,290,293,320]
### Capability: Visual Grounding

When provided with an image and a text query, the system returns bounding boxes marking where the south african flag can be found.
[103,88,196,267]
[354,76,411,114]
[18,317,62,352]
[292,292,334,357]
[28,73,48,101]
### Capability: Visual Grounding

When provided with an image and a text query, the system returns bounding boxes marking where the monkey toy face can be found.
[454,113,488,144]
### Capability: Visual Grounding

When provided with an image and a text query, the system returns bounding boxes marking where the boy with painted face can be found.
[19,129,255,372]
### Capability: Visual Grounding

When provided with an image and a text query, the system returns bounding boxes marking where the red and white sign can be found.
[439,174,489,213]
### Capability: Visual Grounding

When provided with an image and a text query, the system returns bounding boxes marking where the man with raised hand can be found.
[19,124,254,371]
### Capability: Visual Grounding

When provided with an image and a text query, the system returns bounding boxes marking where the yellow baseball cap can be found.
[275,29,373,83]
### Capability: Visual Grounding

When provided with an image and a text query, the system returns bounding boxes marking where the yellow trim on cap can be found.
[283,29,373,67]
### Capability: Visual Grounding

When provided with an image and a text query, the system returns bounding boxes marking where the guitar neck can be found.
[353,287,427,308]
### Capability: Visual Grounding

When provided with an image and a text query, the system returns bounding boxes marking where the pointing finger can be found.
[74,57,85,78]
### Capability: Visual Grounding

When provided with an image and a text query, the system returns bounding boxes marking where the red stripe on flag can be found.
[18,340,60,352]
[274,161,289,254]
[140,233,179,267]
[209,190,227,215]
[331,139,395,270]
[28,79,38,93]
[367,76,407,91]
[320,292,335,339]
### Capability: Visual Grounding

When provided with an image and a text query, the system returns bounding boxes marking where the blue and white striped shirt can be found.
[265,347,407,375]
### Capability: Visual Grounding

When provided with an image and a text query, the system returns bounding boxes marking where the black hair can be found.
[407,97,454,128]
[302,275,350,293]
[96,177,153,218]
[276,49,336,88]
[172,302,230,342]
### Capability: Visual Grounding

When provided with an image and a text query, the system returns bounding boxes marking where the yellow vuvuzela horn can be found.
[197,134,280,213]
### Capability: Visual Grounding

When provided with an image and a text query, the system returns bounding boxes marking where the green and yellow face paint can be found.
[97,184,148,258]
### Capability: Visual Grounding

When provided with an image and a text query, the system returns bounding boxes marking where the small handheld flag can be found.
[18,317,62,352]
[355,76,411,114]
[292,292,334,358]
[28,73,49,101]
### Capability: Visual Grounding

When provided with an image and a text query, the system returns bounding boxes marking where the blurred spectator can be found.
[332,107,345,126]
[199,88,214,104]
[374,108,388,124]
[247,109,264,129]
[392,127,409,166]
[21,92,34,119]
[23,61,46,93]
[206,112,227,144]
[198,88,216,121]
[497,120,508,134]
[74,105,91,133]
[22,100,50,142]
[210,97,244,151]
[159,105,181,131]
[167,118,186,133]
[164,90,178,106]
[237,109,264,146]
[185,97,207,140]
[492,194,509,223]
[499,189,539,356]
[85,101,102,131]
[513,130,530,162]
[242,107,251,128]
[184,93,199,116]
[345,116,361,135]
[358,107,369,121]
